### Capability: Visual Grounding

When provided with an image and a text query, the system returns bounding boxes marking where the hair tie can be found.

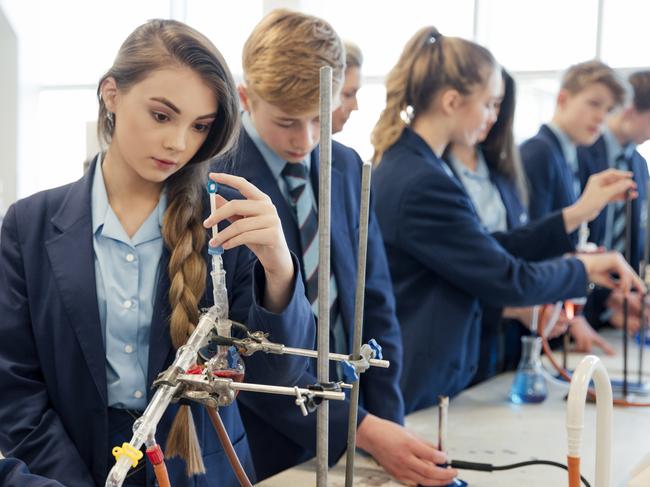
[399,105,415,124]
[429,31,442,44]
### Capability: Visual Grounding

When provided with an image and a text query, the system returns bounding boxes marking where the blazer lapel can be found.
[45,158,107,404]
[146,248,173,393]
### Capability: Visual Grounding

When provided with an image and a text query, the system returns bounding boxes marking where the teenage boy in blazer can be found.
[213,9,458,487]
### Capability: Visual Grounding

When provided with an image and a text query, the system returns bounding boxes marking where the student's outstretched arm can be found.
[0,206,95,486]
[0,457,65,487]
[396,170,588,307]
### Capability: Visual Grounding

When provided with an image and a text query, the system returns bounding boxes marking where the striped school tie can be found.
[281,162,348,356]
[611,151,631,255]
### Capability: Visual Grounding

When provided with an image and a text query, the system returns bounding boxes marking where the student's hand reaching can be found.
[606,290,648,334]
[356,414,458,486]
[203,172,294,312]
[576,251,646,295]
[563,168,637,233]
[568,316,616,355]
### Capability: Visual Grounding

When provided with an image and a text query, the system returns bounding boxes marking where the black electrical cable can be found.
[451,459,591,487]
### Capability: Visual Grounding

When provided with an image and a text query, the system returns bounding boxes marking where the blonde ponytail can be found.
[371,26,497,165]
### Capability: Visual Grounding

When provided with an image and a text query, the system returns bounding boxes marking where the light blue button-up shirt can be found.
[548,122,581,198]
[448,149,508,233]
[91,156,166,409]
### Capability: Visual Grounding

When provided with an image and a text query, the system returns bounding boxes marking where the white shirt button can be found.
[123,299,133,309]
[124,344,134,354]
[125,253,135,262]
[134,390,143,399]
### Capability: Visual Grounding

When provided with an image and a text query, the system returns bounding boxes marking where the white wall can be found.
[0,5,17,214]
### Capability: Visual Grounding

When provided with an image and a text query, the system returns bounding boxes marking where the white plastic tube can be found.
[566,355,613,487]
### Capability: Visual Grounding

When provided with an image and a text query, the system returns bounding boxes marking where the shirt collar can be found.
[242,110,311,177]
[448,148,490,181]
[603,126,624,160]
[91,153,167,245]
[547,122,578,167]
[91,152,110,235]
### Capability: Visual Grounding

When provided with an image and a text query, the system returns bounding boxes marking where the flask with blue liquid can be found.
[509,336,547,404]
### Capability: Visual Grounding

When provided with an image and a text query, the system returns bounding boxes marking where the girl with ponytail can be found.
[0,19,313,487]
[372,27,644,414]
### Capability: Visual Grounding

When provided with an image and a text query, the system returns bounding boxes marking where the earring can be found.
[106,111,114,128]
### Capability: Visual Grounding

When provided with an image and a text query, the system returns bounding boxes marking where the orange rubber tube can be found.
[146,444,171,487]
[567,456,581,487]
[538,304,650,407]
[153,462,171,487]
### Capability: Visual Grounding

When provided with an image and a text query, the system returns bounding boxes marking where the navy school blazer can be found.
[373,128,588,413]
[212,131,405,480]
[521,124,584,234]
[578,136,649,326]
[0,158,315,487]
[444,158,531,384]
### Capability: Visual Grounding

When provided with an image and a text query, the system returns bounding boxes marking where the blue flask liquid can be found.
[509,336,547,404]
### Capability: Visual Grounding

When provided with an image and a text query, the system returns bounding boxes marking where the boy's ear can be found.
[100,77,118,112]
[238,85,251,112]
[556,89,570,110]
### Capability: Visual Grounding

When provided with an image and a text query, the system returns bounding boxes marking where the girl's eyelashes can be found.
[151,110,212,132]
[152,111,170,123]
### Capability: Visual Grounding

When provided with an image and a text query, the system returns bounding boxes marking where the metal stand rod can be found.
[563,333,570,371]
[317,65,333,487]
[281,346,389,368]
[624,193,633,397]
[230,381,345,401]
[639,181,650,385]
[438,396,449,453]
[638,292,645,385]
[345,161,373,487]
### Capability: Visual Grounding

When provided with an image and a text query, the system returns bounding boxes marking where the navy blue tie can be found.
[611,152,631,254]
[281,162,347,356]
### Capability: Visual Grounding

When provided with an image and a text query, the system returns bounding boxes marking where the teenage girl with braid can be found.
[0,19,314,487]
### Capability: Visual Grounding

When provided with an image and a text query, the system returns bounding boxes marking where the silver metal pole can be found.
[281,346,389,368]
[438,396,449,453]
[231,382,345,401]
[640,182,650,384]
[624,193,633,397]
[317,65,333,487]
[344,161,373,487]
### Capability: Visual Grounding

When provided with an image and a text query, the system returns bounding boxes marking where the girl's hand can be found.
[203,173,294,312]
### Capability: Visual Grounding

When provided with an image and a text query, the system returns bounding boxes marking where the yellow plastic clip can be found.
[112,442,143,468]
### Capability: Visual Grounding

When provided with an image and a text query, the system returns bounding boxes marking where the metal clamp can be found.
[152,365,184,388]
[293,386,316,416]
[307,382,342,409]
[341,339,383,383]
